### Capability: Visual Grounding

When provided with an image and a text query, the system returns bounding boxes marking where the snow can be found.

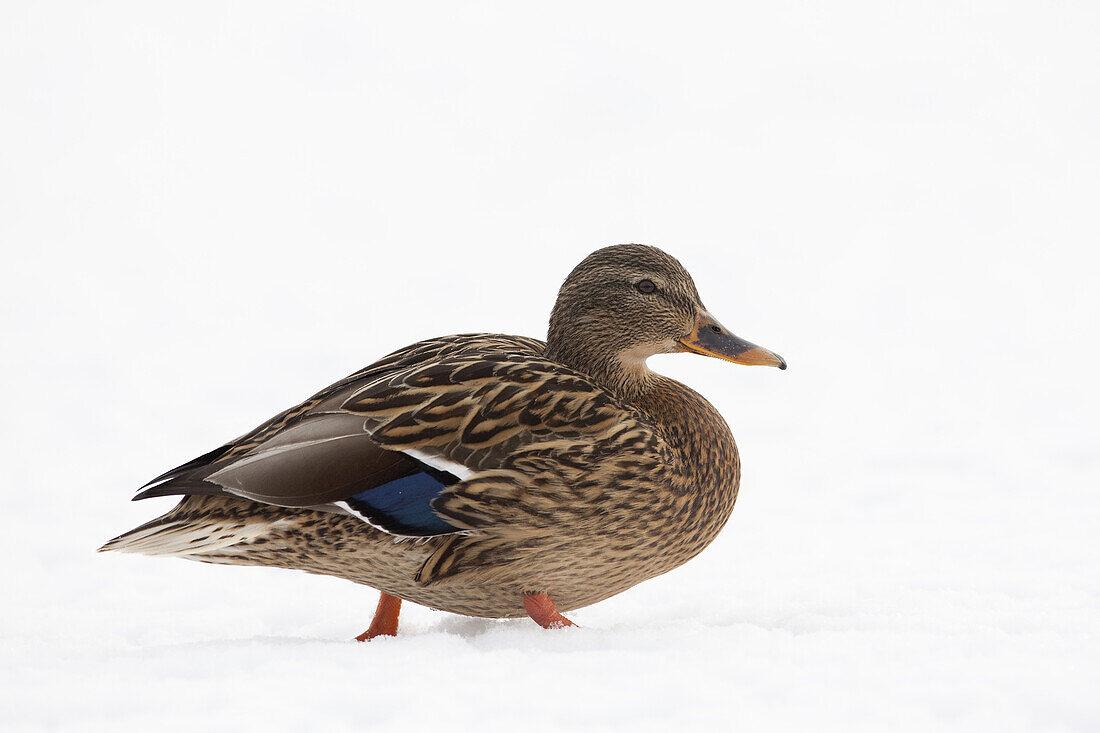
[2,2,1098,731]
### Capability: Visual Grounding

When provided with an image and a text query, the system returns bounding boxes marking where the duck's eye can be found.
[635,279,657,294]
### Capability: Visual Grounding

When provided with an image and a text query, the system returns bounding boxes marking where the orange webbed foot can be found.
[355,592,402,641]
[523,592,578,629]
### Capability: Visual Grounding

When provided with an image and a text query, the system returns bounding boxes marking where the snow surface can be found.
[2,2,1098,731]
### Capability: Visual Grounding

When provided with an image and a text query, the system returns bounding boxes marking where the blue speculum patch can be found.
[345,470,458,535]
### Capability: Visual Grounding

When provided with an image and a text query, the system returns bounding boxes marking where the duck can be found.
[101,244,785,638]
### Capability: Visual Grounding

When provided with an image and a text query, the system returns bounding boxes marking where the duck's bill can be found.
[678,312,787,369]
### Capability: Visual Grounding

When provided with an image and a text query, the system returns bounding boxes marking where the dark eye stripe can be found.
[635,279,657,294]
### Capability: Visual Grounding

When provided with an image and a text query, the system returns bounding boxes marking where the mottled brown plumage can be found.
[101,244,784,626]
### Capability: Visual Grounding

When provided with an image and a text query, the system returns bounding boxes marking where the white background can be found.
[2,2,1097,731]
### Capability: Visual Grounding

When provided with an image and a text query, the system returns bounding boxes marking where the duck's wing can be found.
[134,333,671,558]
[136,410,464,536]
[136,334,541,492]
[133,335,539,536]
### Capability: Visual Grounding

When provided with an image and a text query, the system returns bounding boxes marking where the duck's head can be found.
[546,244,785,393]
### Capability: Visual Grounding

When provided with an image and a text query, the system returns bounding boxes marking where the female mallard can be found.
[101,244,785,637]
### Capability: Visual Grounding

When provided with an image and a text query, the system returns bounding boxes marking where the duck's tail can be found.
[98,495,289,557]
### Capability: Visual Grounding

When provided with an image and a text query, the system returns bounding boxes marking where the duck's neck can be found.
[544,339,656,404]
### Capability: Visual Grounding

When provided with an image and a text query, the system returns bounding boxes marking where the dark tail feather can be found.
[132,479,229,502]
[136,444,233,491]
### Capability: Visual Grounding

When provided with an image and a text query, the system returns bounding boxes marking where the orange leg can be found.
[523,592,578,629]
[355,592,402,641]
